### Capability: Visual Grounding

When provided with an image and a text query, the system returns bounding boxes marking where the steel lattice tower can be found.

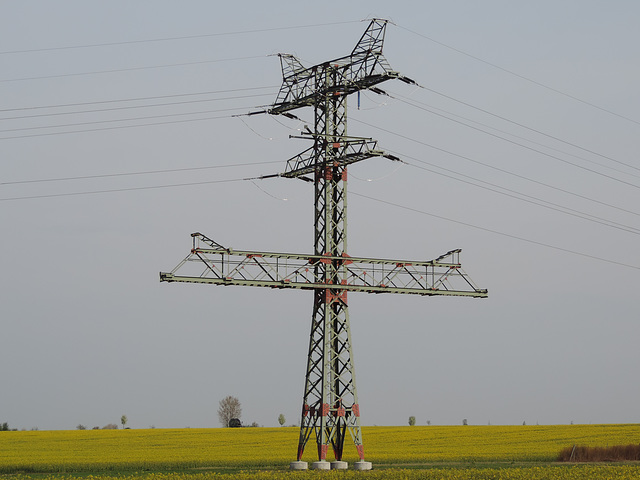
[160,19,487,470]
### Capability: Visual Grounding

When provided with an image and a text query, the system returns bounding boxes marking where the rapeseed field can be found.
[1,424,639,478]
[6,466,640,480]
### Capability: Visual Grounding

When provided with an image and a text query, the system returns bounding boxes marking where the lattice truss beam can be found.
[269,20,406,116]
[159,233,488,298]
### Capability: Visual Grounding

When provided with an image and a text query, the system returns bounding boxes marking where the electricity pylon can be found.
[160,19,487,470]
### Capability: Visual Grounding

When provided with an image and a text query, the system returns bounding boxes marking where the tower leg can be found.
[295,288,364,462]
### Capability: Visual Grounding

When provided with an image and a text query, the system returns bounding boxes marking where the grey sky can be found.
[1,1,639,431]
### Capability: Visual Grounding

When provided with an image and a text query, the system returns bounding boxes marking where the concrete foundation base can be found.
[289,461,308,470]
[311,460,331,470]
[353,461,373,471]
[330,461,348,470]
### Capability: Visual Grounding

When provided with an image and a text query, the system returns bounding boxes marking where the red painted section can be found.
[326,289,348,305]
[319,444,328,460]
[357,444,365,460]
[297,444,305,461]
[352,404,360,417]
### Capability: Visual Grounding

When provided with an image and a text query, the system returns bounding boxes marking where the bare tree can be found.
[217,396,242,427]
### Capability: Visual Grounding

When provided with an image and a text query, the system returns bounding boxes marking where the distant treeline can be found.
[1,423,17,432]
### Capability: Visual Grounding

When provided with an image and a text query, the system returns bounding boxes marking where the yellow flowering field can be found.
[6,466,640,480]
[0,424,638,474]
[361,424,640,463]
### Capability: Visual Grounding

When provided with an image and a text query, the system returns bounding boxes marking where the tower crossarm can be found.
[281,136,399,179]
[159,234,488,298]
[269,19,403,115]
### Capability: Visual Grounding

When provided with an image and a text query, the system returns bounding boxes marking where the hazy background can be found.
[1,1,639,431]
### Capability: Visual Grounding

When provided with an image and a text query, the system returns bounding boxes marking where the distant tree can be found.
[249,421,260,427]
[76,424,87,430]
[121,415,128,429]
[278,414,286,426]
[1,422,9,431]
[462,419,468,426]
[426,420,431,426]
[228,418,242,428]
[218,396,242,427]
[408,416,416,426]
[102,423,118,430]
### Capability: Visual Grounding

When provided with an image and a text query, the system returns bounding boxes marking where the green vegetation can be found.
[0,425,639,479]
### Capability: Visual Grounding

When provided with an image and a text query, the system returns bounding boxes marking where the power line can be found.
[0,176,265,202]
[0,86,277,115]
[351,191,640,271]
[351,118,640,227]
[240,100,640,221]
[0,160,283,186]
[0,113,236,140]
[401,155,640,236]
[388,87,640,177]
[348,119,640,232]
[0,21,360,56]
[0,92,275,122]
[3,161,636,270]
[0,106,254,134]
[373,96,640,191]
[352,117,640,193]
[0,56,266,83]
[355,92,640,216]
[396,23,640,128]
[395,146,640,219]
[8,86,636,233]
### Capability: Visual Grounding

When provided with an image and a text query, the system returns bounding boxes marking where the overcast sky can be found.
[1,1,639,432]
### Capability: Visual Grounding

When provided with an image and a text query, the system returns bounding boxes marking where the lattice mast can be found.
[160,19,488,467]
[273,20,398,463]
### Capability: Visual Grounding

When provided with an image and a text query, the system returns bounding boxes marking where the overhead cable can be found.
[0,56,266,83]
[390,86,640,176]
[0,160,283,186]
[351,191,640,271]
[0,86,277,115]
[352,117,640,191]
[0,21,360,56]
[396,23,640,127]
